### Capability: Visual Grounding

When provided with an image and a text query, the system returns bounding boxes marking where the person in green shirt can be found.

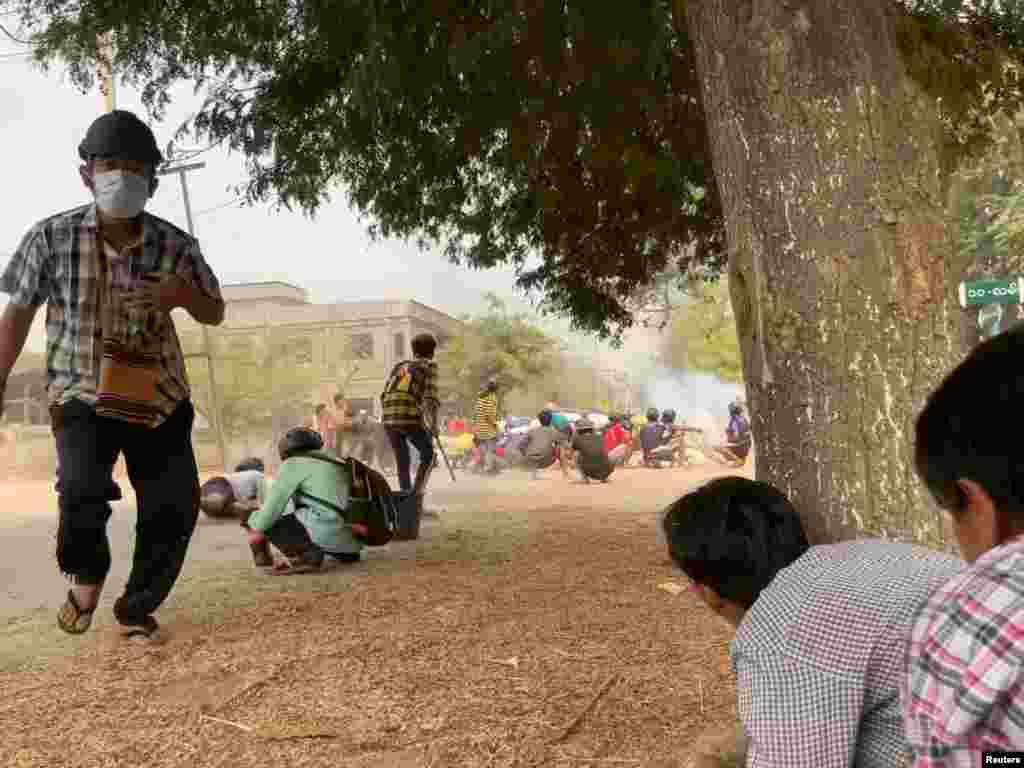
[243,427,364,574]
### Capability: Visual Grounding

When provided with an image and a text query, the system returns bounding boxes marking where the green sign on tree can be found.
[958,277,1024,308]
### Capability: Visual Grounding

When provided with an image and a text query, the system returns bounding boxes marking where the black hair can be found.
[539,409,553,427]
[333,393,345,404]
[315,403,326,416]
[412,333,437,358]
[235,457,265,473]
[661,476,809,609]
[915,324,1024,521]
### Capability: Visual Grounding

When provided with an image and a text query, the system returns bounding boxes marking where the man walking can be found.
[381,333,440,498]
[474,377,500,474]
[0,110,225,640]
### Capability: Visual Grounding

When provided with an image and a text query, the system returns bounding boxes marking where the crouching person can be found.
[199,458,267,520]
[508,409,570,480]
[243,427,363,574]
[662,477,962,767]
[569,419,613,483]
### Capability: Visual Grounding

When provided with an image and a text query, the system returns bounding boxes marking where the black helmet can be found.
[278,427,323,460]
[662,409,677,424]
[234,457,266,473]
[78,110,163,165]
[646,407,659,422]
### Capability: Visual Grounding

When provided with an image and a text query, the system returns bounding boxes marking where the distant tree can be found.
[662,280,742,383]
[435,293,557,415]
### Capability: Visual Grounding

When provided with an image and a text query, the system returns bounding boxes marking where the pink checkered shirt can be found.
[902,535,1024,766]
[731,540,963,768]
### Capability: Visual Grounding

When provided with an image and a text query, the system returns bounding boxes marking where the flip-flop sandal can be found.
[119,616,161,642]
[271,560,322,576]
[57,590,96,635]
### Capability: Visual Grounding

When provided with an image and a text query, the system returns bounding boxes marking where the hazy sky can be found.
[0,35,663,368]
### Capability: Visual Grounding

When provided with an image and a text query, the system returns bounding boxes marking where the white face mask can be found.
[93,169,150,219]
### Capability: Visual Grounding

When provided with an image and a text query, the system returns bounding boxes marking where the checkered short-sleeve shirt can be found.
[902,536,1024,766]
[1,204,222,426]
[731,540,963,768]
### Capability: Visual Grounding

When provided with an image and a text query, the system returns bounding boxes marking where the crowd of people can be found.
[440,387,754,484]
[2,109,1021,763]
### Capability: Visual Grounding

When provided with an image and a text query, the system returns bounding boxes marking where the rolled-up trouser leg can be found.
[115,400,200,625]
[51,399,123,585]
[408,428,435,495]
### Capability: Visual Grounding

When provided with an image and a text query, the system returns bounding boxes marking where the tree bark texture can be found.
[679,0,971,546]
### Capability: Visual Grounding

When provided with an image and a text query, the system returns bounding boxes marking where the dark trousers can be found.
[385,426,434,492]
[51,398,200,625]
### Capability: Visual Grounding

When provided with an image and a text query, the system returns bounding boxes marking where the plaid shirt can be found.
[903,536,1024,766]
[1,204,222,425]
[731,540,963,768]
[380,357,439,431]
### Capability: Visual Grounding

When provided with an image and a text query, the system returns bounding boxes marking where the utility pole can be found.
[157,160,230,470]
[97,32,115,112]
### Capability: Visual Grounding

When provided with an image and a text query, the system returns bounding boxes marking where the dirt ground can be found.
[1,460,752,768]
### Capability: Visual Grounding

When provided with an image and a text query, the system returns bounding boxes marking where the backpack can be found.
[381,359,429,406]
[300,454,399,547]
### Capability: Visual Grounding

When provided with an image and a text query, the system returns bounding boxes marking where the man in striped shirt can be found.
[904,326,1024,765]
[381,333,439,496]
[474,378,500,474]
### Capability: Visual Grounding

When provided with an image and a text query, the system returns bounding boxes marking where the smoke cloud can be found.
[639,365,744,442]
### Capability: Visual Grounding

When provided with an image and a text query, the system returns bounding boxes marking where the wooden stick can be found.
[200,713,255,733]
[550,673,618,744]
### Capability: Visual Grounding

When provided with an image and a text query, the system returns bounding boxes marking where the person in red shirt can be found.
[603,414,630,467]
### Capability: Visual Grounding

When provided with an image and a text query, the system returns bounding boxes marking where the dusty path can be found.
[1,461,750,768]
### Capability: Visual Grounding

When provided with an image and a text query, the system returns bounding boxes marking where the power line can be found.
[194,196,245,217]
[0,21,30,45]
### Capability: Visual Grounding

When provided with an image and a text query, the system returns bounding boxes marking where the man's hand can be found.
[123,274,193,314]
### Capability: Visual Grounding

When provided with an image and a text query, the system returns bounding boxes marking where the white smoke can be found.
[639,365,744,442]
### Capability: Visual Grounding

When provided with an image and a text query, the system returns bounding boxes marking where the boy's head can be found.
[315,403,326,417]
[199,477,236,519]
[411,333,438,359]
[662,477,809,621]
[539,409,553,427]
[916,325,1024,562]
[646,407,660,423]
[333,393,345,407]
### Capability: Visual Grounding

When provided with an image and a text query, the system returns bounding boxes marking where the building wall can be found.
[173,287,462,422]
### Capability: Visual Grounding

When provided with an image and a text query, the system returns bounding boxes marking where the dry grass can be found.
[1,465,747,768]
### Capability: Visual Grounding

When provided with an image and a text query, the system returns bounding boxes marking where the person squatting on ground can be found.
[638,408,672,467]
[199,458,267,520]
[904,325,1024,763]
[659,409,702,467]
[602,414,631,468]
[663,477,961,768]
[380,332,440,499]
[503,409,569,480]
[0,110,226,640]
[243,427,364,574]
[569,418,613,483]
[474,377,500,474]
[706,402,752,468]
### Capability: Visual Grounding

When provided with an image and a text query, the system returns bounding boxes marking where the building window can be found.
[345,333,374,360]
[394,332,406,360]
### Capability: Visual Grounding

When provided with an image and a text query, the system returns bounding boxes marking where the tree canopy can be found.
[661,279,742,384]
[435,292,557,415]
[5,0,1023,338]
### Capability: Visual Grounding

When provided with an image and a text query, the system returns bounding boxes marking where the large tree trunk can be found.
[679,0,972,546]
